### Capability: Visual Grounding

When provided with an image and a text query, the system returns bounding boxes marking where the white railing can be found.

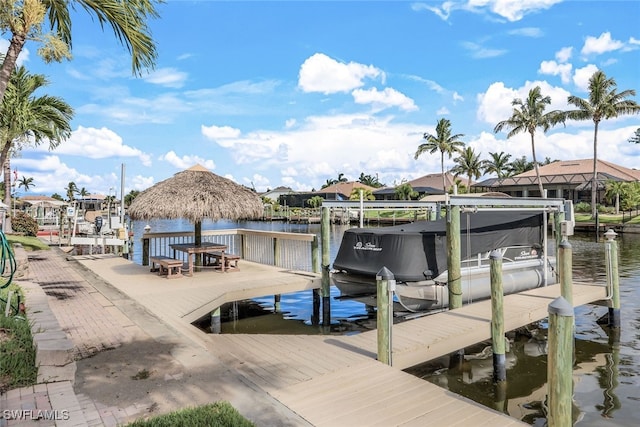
[141,228,319,272]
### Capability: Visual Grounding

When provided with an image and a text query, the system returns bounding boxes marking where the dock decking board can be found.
[75,255,607,427]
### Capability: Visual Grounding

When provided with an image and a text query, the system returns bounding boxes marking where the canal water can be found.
[130,219,640,426]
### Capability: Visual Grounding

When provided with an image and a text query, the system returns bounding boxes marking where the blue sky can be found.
[5,0,640,199]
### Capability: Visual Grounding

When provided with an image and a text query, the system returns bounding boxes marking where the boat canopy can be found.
[332,211,544,282]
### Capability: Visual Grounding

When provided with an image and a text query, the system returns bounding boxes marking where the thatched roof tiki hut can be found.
[127,164,264,247]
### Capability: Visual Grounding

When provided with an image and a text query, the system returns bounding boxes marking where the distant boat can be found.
[331,211,556,312]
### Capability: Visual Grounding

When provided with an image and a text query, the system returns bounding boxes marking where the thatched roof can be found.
[127,164,263,223]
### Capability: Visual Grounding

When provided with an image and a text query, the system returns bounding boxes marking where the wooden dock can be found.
[75,254,607,426]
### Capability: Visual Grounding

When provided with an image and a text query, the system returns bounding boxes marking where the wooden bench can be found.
[149,256,183,279]
[204,251,240,272]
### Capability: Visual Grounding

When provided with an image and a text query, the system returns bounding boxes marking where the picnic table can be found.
[169,242,228,276]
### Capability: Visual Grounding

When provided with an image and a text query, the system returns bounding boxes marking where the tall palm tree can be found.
[0,0,161,106]
[565,71,640,217]
[0,66,73,231]
[451,147,483,193]
[17,175,34,192]
[494,86,565,197]
[415,118,465,193]
[484,152,512,178]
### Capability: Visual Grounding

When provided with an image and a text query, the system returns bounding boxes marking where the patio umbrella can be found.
[127,164,263,245]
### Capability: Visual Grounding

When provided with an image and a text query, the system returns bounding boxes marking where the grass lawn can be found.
[5,234,50,251]
[573,212,640,224]
[126,402,255,427]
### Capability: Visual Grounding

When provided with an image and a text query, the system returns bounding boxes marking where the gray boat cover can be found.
[332,211,543,282]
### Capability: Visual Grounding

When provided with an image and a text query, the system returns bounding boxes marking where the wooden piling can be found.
[446,205,462,309]
[554,210,565,253]
[321,206,331,326]
[142,236,150,266]
[490,250,506,383]
[376,267,394,366]
[547,297,574,427]
[558,240,573,305]
[604,229,620,328]
[210,307,221,334]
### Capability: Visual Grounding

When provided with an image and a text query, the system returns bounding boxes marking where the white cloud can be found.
[411,1,456,20]
[453,91,464,102]
[538,60,572,84]
[12,155,121,196]
[581,32,625,56]
[143,67,188,88]
[414,0,562,22]
[461,41,507,59]
[572,64,599,92]
[477,80,572,125]
[190,112,430,191]
[159,151,216,171]
[201,124,242,140]
[555,46,573,63]
[33,126,152,166]
[243,173,269,190]
[0,39,29,66]
[508,27,543,37]
[437,107,450,115]
[479,0,563,22]
[298,53,384,94]
[285,119,297,129]
[352,87,418,111]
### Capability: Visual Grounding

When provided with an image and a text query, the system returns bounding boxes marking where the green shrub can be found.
[597,204,615,214]
[574,202,591,213]
[11,212,39,236]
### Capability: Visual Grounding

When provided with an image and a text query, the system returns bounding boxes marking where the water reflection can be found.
[410,232,640,426]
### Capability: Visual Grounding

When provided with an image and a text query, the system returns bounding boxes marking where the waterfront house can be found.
[473,158,640,204]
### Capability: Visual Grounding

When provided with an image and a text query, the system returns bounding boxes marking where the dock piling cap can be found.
[490,250,502,260]
[548,296,574,316]
[376,266,394,281]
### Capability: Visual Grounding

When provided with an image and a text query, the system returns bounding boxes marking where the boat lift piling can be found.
[558,240,573,305]
[376,267,395,366]
[604,229,620,329]
[547,297,574,427]
[489,250,506,383]
[321,206,331,327]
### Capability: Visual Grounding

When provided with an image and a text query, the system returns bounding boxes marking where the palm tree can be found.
[358,173,383,188]
[484,152,512,178]
[566,71,640,217]
[394,182,418,200]
[79,187,89,197]
[336,173,348,183]
[0,1,161,106]
[494,86,565,197]
[65,182,79,202]
[17,176,34,192]
[349,188,375,201]
[124,190,140,207]
[415,118,465,193]
[508,156,535,176]
[605,180,626,214]
[451,147,483,193]
[0,66,73,231]
[629,128,640,144]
